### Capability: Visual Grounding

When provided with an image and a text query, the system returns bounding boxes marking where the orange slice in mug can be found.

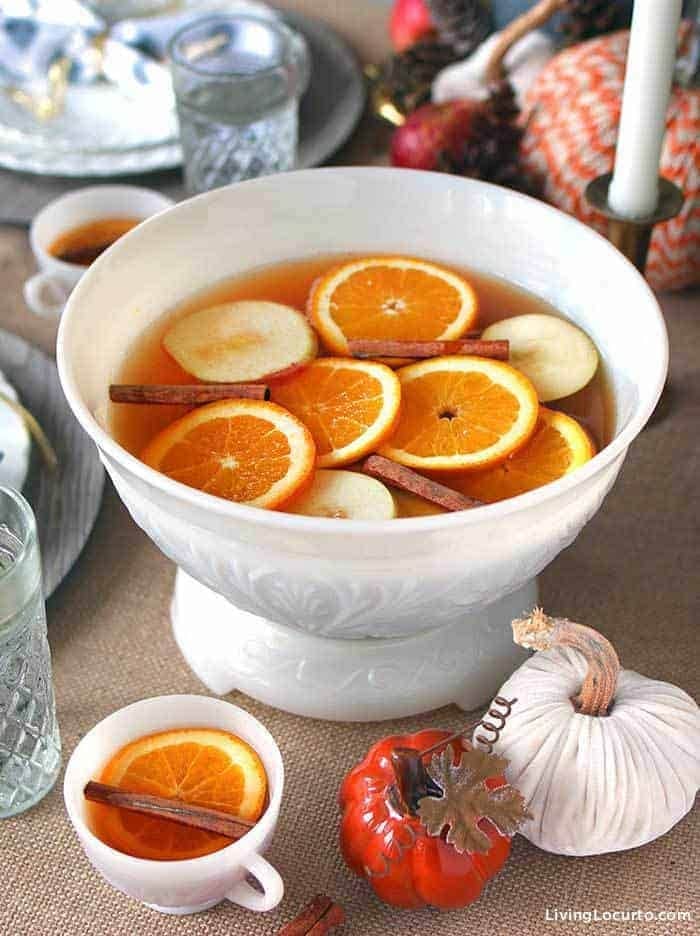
[271,358,401,467]
[90,728,267,860]
[141,399,315,509]
[308,256,478,356]
[379,356,539,472]
[438,407,596,502]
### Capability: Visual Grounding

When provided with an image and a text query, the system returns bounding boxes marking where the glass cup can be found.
[0,488,61,818]
[169,13,310,194]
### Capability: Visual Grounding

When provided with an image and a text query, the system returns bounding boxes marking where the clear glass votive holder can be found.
[0,488,61,818]
[169,13,310,194]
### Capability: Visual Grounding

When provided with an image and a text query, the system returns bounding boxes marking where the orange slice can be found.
[141,399,315,509]
[90,728,267,860]
[271,358,401,468]
[379,356,539,471]
[308,256,478,356]
[439,407,596,502]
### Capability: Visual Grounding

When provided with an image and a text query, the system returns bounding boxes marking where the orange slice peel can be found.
[91,728,267,860]
[308,256,478,357]
[379,355,539,472]
[440,407,596,503]
[271,358,401,468]
[141,398,315,509]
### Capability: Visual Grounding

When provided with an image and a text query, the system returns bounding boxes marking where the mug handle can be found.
[23,271,71,318]
[226,853,284,912]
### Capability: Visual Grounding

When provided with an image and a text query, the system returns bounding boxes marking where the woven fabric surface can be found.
[2,285,698,936]
[1,3,698,933]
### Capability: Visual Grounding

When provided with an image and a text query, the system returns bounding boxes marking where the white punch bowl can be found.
[57,168,667,721]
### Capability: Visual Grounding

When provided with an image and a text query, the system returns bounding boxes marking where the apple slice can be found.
[163,301,318,383]
[287,470,396,520]
[482,313,599,402]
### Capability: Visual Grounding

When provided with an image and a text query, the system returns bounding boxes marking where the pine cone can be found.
[427,0,491,57]
[561,0,631,45]
[377,41,459,118]
[483,78,520,124]
[440,81,538,196]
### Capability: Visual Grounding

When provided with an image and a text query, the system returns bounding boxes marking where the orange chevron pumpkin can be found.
[521,28,699,292]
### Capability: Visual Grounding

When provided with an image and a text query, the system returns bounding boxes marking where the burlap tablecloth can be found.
[1,3,698,933]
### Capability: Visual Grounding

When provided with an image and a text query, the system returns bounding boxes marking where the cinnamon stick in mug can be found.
[84,781,256,839]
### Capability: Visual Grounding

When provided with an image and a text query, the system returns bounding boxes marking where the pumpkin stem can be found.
[390,748,443,816]
[485,0,568,83]
[512,607,620,716]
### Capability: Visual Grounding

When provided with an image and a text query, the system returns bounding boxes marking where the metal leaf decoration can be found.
[417,745,532,854]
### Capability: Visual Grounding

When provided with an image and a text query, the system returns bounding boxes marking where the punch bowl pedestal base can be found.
[172,570,535,721]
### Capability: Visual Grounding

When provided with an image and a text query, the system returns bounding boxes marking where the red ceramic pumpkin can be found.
[339,729,512,909]
[521,27,700,291]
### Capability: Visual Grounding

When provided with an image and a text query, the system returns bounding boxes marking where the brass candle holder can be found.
[586,172,684,424]
[584,172,684,274]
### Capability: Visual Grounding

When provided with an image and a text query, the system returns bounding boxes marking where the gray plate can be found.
[288,10,365,171]
[0,329,104,598]
[0,9,365,179]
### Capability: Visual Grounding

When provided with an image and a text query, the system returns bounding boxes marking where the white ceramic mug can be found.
[63,694,284,915]
[25,185,174,319]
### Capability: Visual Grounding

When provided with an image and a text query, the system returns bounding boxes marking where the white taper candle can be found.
[608,0,683,219]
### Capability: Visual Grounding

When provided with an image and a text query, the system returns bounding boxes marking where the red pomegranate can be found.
[390,0,433,51]
[391,99,482,170]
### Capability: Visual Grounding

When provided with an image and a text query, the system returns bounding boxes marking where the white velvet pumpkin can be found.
[478,616,700,856]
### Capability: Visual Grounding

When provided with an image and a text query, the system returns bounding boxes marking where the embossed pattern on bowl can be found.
[57,169,667,638]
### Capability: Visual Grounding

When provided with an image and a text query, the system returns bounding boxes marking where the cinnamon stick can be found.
[348,338,509,361]
[109,383,270,404]
[277,895,345,935]
[84,781,256,839]
[308,904,346,935]
[362,455,483,512]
